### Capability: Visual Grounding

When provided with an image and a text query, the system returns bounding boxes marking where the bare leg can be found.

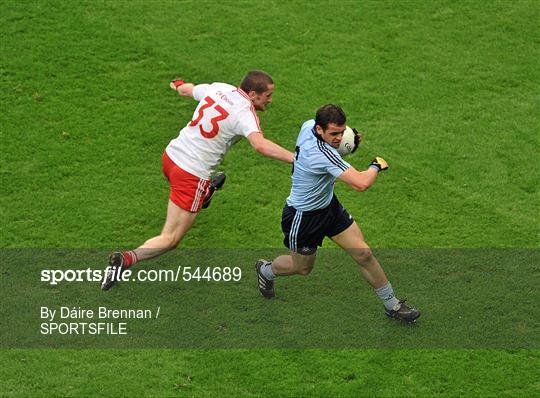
[331,221,388,289]
[272,251,316,276]
[133,199,198,262]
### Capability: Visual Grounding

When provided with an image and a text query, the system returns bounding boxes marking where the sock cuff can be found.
[260,261,275,280]
[375,281,392,294]
[122,250,138,268]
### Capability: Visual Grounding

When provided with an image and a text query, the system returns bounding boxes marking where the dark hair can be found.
[240,70,274,94]
[315,104,346,130]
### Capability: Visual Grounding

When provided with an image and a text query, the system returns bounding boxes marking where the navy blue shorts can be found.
[281,195,354,255]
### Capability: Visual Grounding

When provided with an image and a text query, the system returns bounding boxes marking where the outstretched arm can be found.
[247,132,294,164]
[338,157,389,191]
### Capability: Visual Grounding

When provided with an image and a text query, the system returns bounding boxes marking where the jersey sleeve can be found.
[311,145,351,178]
[233,107,261,137]
[192,84,211,102]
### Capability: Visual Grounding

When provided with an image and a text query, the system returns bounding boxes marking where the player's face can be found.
[251,84,274,111]
[318,123,346,148]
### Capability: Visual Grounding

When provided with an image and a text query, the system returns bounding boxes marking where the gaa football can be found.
[337,126,360,157]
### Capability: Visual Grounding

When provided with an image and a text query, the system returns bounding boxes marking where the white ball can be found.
[337,126,357,157]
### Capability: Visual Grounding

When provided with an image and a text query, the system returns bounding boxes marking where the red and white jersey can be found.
[166,82,261,179]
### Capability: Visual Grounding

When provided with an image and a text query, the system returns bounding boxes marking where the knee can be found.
[353,248,374,265]
[162,233,182,249]
[297,266,313,276]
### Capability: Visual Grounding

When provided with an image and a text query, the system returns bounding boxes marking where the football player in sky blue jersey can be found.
[256,104,420,323]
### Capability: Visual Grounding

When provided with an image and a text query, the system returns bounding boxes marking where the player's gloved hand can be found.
[351,128,362,153]
[170,79,186,91]
[369,157,389,172]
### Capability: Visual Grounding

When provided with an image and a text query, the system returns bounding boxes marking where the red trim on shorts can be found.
[162,152,210,213]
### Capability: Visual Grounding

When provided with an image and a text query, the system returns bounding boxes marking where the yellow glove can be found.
[369,157,389,172]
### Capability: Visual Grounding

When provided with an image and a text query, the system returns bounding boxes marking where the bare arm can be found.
[338,167,380,191]
[247,132,294,164]
[339,157,388,191]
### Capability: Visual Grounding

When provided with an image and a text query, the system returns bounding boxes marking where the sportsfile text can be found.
[41,266,242,285]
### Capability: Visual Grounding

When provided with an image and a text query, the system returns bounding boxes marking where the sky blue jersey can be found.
[286,120,351,211]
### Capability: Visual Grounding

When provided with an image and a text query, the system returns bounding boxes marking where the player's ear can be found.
[247,91,258,100]
[315,125,324,135]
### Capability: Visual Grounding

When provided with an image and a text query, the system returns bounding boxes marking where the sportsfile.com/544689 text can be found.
[40,266,242,285]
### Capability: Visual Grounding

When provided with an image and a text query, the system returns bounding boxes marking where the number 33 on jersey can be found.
[189,96,229,138]
[166,82,262,180]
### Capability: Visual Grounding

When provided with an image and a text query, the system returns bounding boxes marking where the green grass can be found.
[1,0,539,396]
[2,349,538,397]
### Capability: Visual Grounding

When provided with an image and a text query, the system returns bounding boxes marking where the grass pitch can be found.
[1,0,539,396]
